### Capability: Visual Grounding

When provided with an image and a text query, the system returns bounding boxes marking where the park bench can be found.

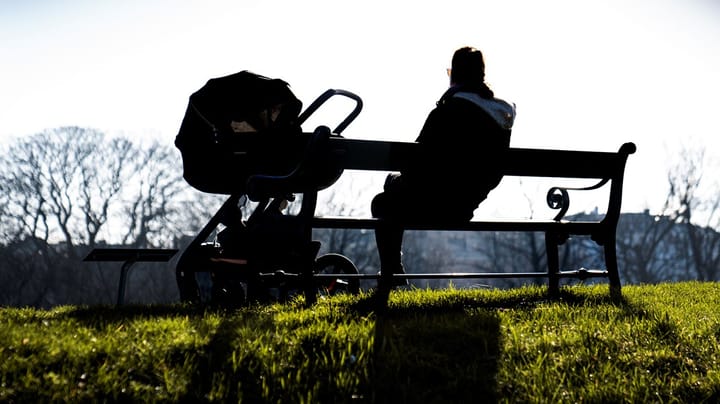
[83,248,178,306]
[245,132,636,298]
[172,78,636,303]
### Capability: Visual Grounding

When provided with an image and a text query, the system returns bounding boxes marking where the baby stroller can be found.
[174,71,363,306]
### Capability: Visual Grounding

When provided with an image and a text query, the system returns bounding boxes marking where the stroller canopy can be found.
[175,71,304,194]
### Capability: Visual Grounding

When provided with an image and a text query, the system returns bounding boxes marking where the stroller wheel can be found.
[314,253,360,296]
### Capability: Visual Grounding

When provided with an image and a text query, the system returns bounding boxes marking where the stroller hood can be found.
[176,71,303,194]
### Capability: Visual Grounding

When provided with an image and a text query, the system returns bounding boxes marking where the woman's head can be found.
[450,46,486,87]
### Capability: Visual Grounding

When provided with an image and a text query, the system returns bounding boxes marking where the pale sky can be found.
[2,0,719,218]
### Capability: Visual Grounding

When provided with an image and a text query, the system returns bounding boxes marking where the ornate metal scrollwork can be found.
[546,187,570,221]
[546,178,611,221]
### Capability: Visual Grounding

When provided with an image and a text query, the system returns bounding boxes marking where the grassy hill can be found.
[2,282,720,403]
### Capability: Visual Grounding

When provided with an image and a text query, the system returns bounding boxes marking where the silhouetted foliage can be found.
[0,127,213,306]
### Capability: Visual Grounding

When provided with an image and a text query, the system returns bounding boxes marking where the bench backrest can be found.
[327,138,635,176]
[326,138,636,223]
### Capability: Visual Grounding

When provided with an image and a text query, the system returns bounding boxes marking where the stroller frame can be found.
[176,90,365,305]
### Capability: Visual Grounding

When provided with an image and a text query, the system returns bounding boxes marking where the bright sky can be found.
[2,0,719,218]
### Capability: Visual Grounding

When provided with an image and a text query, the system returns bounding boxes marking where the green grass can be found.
[2,282,720,402]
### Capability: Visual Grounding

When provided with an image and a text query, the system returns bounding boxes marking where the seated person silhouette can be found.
[371,46,516,287]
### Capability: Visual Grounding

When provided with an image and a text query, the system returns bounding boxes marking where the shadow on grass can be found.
[350,286,630,316]
[48,304,278,401]
[370,309,501,402]
[47,287,662,403]
[349,287,636,403]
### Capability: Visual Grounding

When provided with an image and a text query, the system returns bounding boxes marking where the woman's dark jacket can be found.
[401,85,516,218]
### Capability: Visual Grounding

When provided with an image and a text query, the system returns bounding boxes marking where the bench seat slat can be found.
[83,248,178,262]
[311,216,606,233]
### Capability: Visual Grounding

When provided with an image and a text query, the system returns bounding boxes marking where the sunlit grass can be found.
[2,282,720,402]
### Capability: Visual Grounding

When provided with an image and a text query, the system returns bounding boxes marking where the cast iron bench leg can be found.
[604,233,622,299]
[117,260,136,306]
[545,231,560,297]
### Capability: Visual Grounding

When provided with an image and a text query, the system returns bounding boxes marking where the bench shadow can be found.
[350,288,634,403]
[50,304,275,401]
[51,288,652,402]
[371,308,501,402]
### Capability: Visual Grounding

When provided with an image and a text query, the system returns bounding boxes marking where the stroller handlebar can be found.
[297,89,363,135]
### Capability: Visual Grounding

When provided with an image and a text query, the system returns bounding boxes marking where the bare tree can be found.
[0,127,201,306]
[119,142,190,248]
[558,144,720,285]
[4,129,129,247]
[612,212,683,283]
[663,145,720,281]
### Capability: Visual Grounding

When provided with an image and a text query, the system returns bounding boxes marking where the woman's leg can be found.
[372,191,408,289]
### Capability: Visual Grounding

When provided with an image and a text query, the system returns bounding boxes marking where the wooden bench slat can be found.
[327,138,636,179]
[83,248,178,262]
[311,216,606,233]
